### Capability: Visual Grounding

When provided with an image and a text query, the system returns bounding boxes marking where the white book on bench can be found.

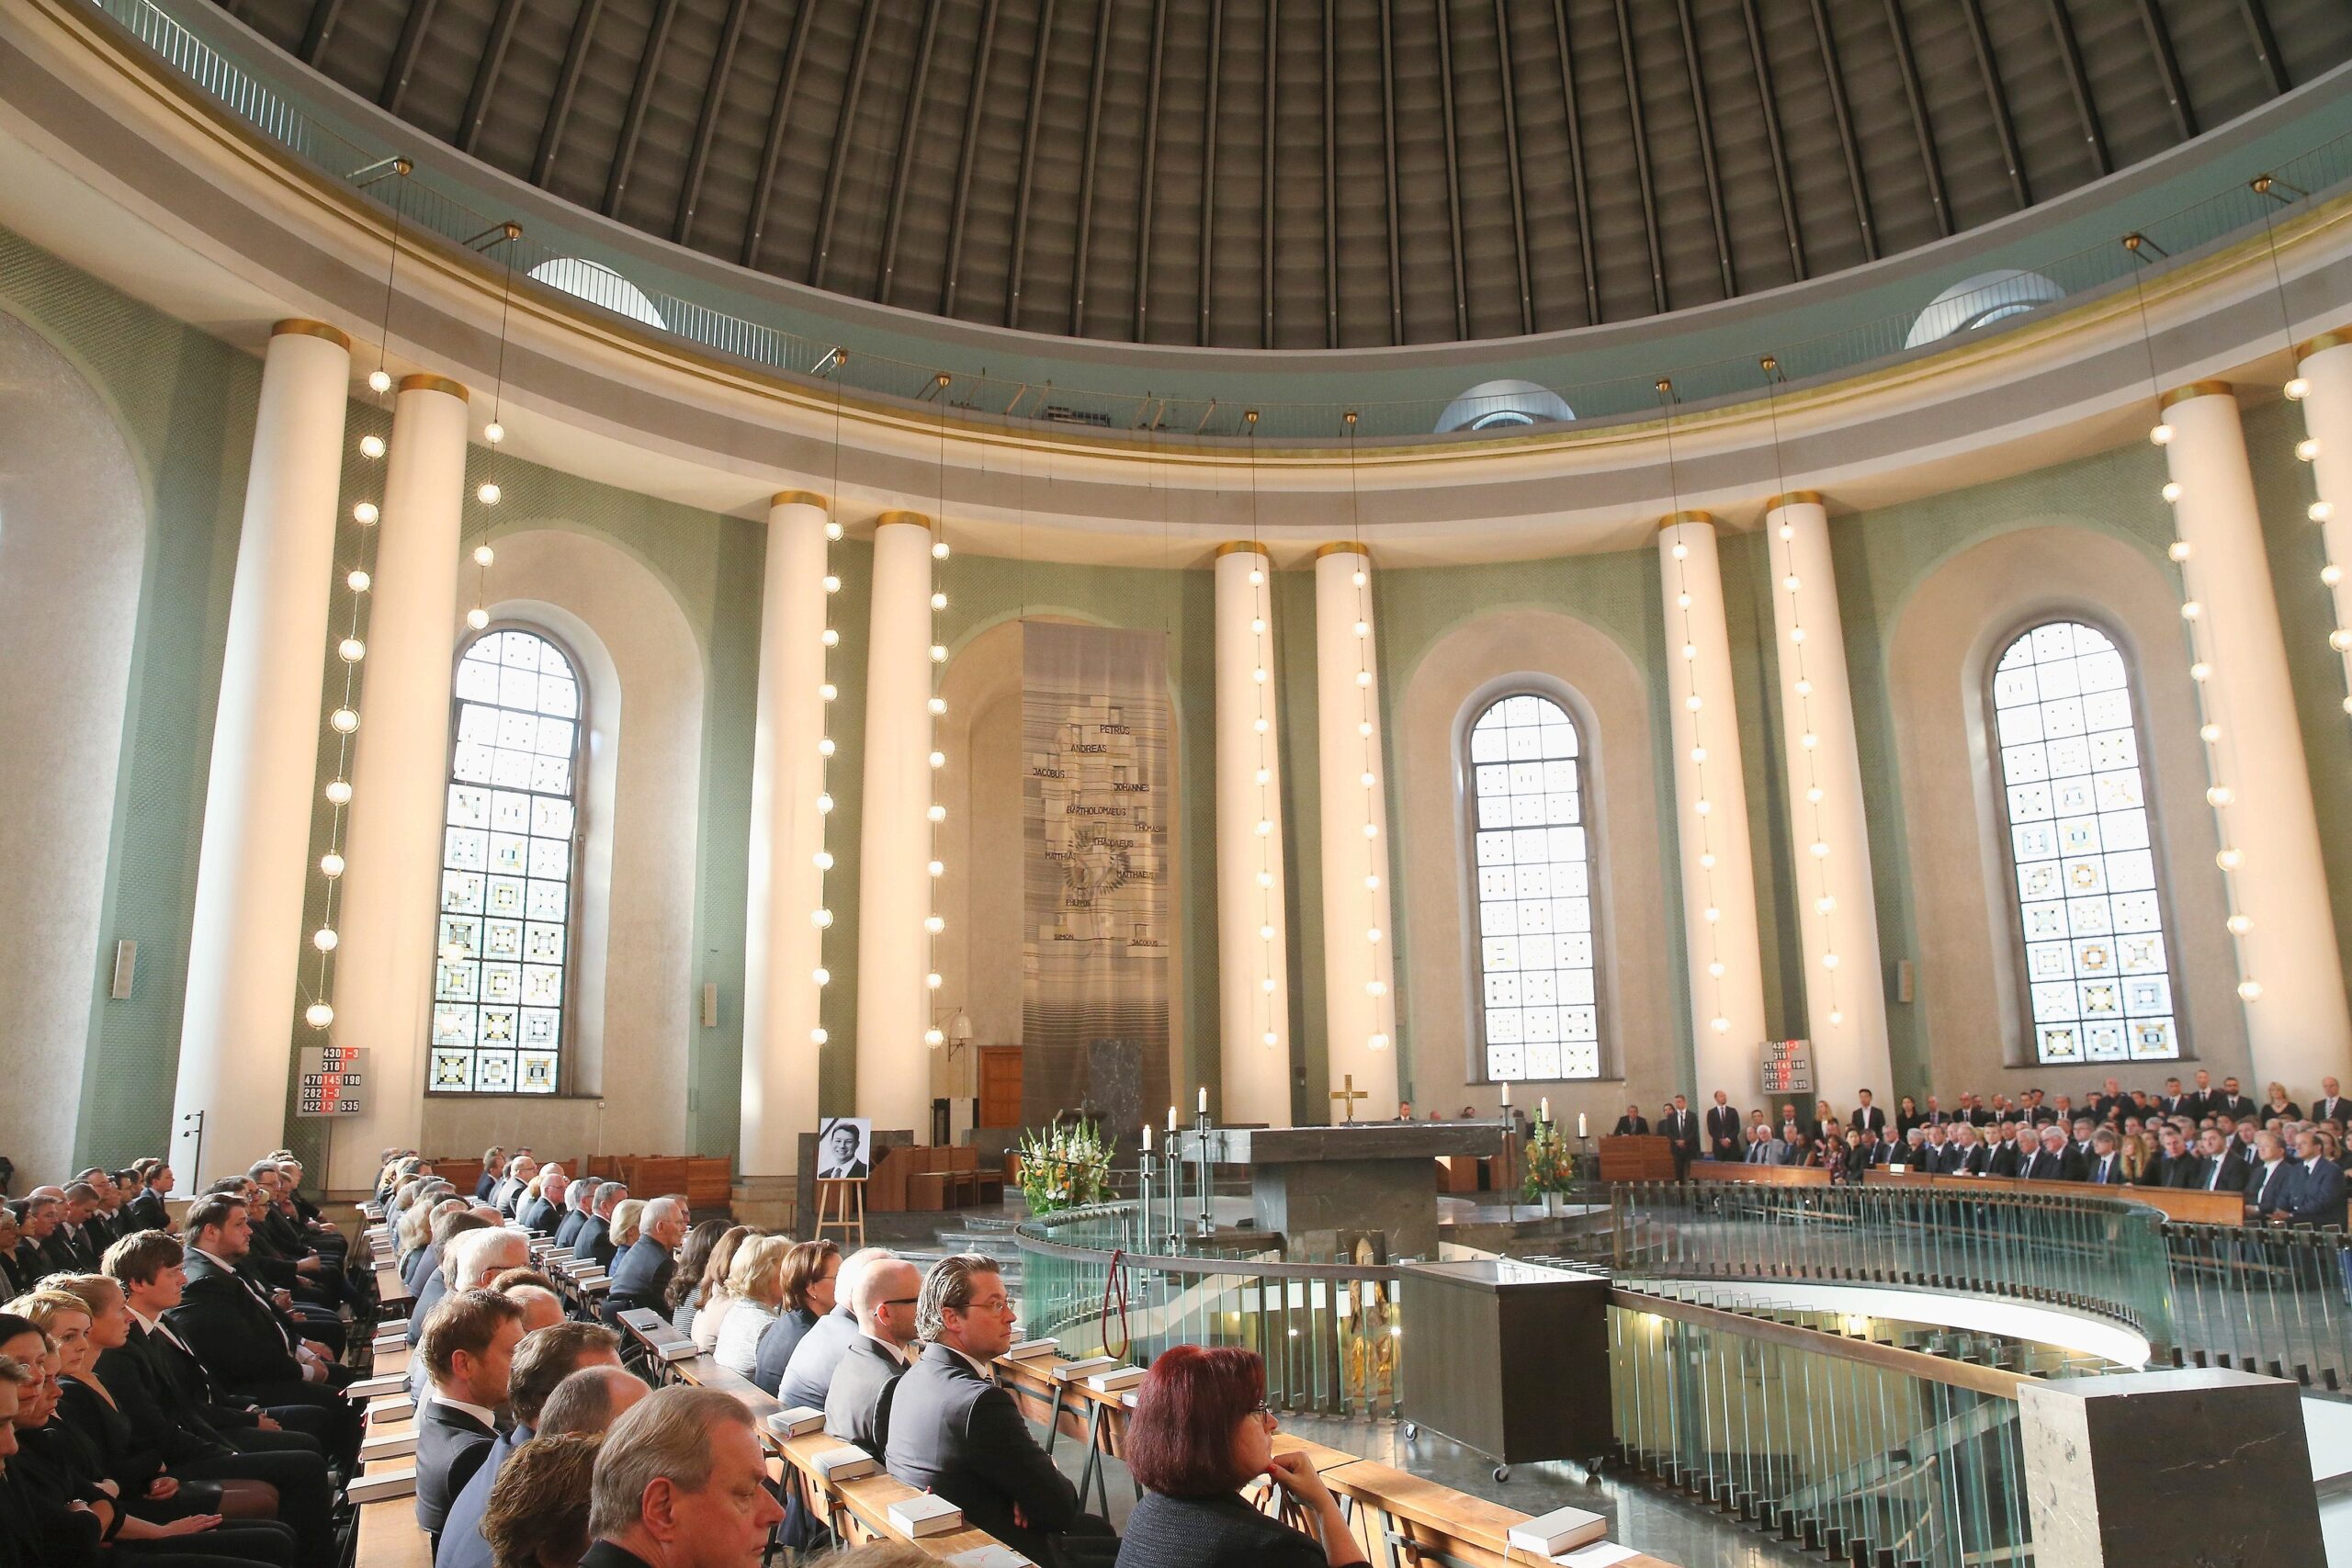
[359,1431,417,1461]
[350,1374,407,1398]
[888,1493,964,1537]
[1085,1366,1144,1393]
[1506,1505,1608,1557]
[765,1407,826,1439]
[1051,1356,1118,1383]
[1000,1338,1058,1361]
[810,1446,876,1482]
[346,1467,416,1504]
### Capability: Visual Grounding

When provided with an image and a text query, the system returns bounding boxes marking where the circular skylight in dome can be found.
[1905,270,2066,350]
[1436,380,1576,434]
[526,257,668,331]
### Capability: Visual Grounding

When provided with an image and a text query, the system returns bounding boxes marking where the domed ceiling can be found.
[226,0,2350,348]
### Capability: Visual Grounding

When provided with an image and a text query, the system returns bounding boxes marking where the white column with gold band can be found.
[1656,513,1770,1095]
[1314,543,1399,1119]
[2290,333,2352,719]
[1762,493,1891,1096]
[855,513,937,1138]
[171,321,352,1185]
[2158,383,2352,1089]
[329,374,471,1187]
[1215,542,1294,1126]
[741,494,831,1178]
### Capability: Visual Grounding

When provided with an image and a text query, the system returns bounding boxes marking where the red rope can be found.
[1099,1247,1131,1362]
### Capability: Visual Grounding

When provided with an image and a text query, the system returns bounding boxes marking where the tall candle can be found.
[1141,1123,1152,1153]
[1540,1097,1551,1124]
[1499,1081,1510,1109]
[1169,1105,1179,1132]
[1198,1086,1209,1115]
[1577,1111,1589,1139]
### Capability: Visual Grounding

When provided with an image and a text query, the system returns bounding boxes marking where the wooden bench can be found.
[1321,1458,1680,1568]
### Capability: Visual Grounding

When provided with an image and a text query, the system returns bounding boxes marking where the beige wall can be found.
[1394,606,1683,1125]
[419,526,703,1161]
[0,309,146,1182]
[1885,522,2251,1101]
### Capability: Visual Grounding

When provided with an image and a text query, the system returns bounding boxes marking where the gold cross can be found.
[1329,1074,1368,1123]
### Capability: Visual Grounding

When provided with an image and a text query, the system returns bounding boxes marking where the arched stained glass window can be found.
[1991,620,2180,1064]
[1468,693,1602,1082]
[432,627,582,1094]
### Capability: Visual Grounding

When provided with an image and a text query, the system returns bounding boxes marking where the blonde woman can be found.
[690,1225,760,1351]
[607,1199,645,1253]
[714,1235,796,1377]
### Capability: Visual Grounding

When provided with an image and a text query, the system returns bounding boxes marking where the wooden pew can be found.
[1321,1459,1679,1568]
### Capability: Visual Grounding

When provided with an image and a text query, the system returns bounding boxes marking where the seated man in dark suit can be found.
[1945,1123,1991,1176]
[122,1161,175,1233]
[2192,1128,2250,1197]
[884,1254,1116,1564]
[474,1149,506,1204]
[2023,1126,2082,1182]
[552,1182,594,1252]
[825,1257,922,1459]
[576,1386,784,1567]
[576,1182,626,1269]
[602,1195,687,1324]
[15,1190,72,1278]
[2085,1129,2130,1185]
[416,1288,526,1555]
[1610,1105,1648,1136]
[2244,1132,2299,1223]
[435,1327,635,1568]
[2149,1125,2201,1188]
[1985,1123,2026,1179]
[165,1191,363,1459]
[2281,1131,2346,1230]
[517,1168,567,1236]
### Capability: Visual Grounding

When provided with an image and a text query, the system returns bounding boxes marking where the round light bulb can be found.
[813,966,831,986]
[925,1028,945,1046]
[1253,717,1269,733]
[1805,786,1824,804]
[1365,927,1382,943]
[924,915,945,934]
[329,707,360,734]
[468,607,490,629]
[928,860,944,877]
[1794,679,1813,697]
[1252,668,1268,684]
[932,540,950,560]
[2312,502,2336,524]
[1710,1016,1729,1033]
[817,737,835,757]
[1255,819,1272,837]
[320,852,345,877]
[823,576,842,593]
[1828,1010,1844,1026]
[338,637,366,663]
[1821,953,1839,971]
[810,1027,829,1044]
[474,544,496,567]
[1357,721,1373,738]
[1257,870,1273,888]
[812,908,833,928]
[325,779,352,805]
[2148,423,2174,446]
[1815,895,1836,915]
[2226,914,2253,935]
[1694,799,1713,817]
[1703,906,1721,923]
[2285,377,2311,400]
[2216,848,2243,870]
[1707,961,1724,978]
[353,502,379,525]
[821,628,840,647]
[929,696,947,715]
[814,850,833,870]
[1261,976,1276,992]
[1698,853,1715,871]
[1677,592,1691,609]
[1248,569,1264,586]
[347,570,371,592]
[312,927,338,952]
[931,592,948,610]
[927,804,947,822]
[820,682,839,702]
[817,792,834,813]
[305,1002,334,1029]
[1681,643,1697,660]
[478,482,501,506]
[484,421,504,445]
[927,972,943,988]
[368,368,391,393]
[1251,618,1265,634]
[359,434,386,458]
[1258,924,1276,942]
[1368,1032,1389,1051]
[1690,746,1707,764]
[2161,481,2182,503]
[2180,600,2201,621]
[2199,723,2221,743]
[1364,874,1380,890]
[1362,822,1378,839]
[2168,541,2192,561]
[2189,661,2211,682]
[1800,731,1819,750]
[1809,840,1830,859]
[2323,566,2344,587]
[1352,571,1366,588]
[824,521,843,541]
[1353,620,1370,637]
[1790,626,1808,645]
[931,644,949,663]
[2238,978,2264,1001]
[1367,980,1387,998]
[1686,694,1702,711]
[1355,670,1373,687]
[1254,768,1271,785]
[2297,438,2319,461]
[2331,629,2352,652]
[1262,1031,1279,1047]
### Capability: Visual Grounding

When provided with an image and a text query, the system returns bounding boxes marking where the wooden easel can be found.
[814,1177,865,1247]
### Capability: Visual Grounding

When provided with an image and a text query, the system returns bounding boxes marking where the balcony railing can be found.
[71,0,2352,443]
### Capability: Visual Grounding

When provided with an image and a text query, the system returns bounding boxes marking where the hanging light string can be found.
[2254,176,2352,718]
[811,353,848,1047]
[1342,413,1392,1053]
[465,225,524,632]
[2130,245,2261,1004]
[1245,415,1280,1050]
[922,384,954,1048]
[305,161,412,1032]
[1657,378,1732,1038]
[1759,357,1844,1030]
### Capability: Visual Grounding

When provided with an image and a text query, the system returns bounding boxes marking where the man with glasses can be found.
[824,1256,922,1458]
[885,1253,1116,1564]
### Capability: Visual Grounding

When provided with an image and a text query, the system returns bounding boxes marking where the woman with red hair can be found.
[1114,1345,1368,1568]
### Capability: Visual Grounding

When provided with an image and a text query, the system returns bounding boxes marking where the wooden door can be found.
[978,1046,1023,1129]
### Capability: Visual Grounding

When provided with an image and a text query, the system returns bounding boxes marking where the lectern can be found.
[1397,1258,1611,1477]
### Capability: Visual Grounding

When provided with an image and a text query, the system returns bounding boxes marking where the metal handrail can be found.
[65,0,2352,444]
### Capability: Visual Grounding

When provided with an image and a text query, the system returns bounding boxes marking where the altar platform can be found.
[1180,1122,1506,1259]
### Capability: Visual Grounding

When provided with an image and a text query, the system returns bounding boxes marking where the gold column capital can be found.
[270,319,351,350]
[397,372,469,402]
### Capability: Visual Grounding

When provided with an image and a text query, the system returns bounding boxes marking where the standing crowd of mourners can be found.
[1611,1072,2346,1225]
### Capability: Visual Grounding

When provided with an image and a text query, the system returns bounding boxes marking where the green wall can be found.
[12,221,2350,1176]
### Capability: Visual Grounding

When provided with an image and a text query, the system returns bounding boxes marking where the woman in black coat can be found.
[1114,1345,1368,1568]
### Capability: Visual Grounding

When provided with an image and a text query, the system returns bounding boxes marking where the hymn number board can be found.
[297,1044,368,1117]
[1758,1039,1814,1096]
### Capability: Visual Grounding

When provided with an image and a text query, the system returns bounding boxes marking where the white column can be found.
[1215,543,1294,1127]
[2291,335,2352,717]
[741,493,831,1178]
[2159,383,2352,1090]
[170,321,351,1187]
[1314,544,1398,1120]
[1656,513,1770,1097]
[329,374,469,1189]
[855,513,936,1139]
[1762,493,1893,1098]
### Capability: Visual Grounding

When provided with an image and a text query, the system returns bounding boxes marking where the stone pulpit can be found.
[1182,1122,1505,1259]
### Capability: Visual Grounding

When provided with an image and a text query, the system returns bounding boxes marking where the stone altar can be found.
[1182,1122,1505,1259]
